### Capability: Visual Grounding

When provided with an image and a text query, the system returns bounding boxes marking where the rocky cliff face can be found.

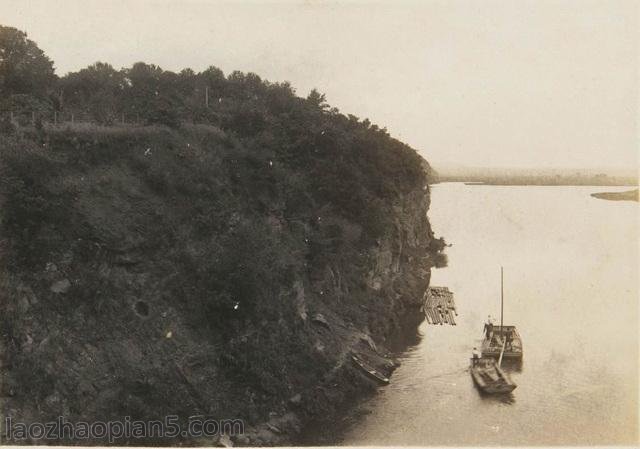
[253,183,441,446]
[0,124,444,446]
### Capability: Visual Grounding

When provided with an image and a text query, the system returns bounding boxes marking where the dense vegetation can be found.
[0,25,443,444]
[0,25,430,236]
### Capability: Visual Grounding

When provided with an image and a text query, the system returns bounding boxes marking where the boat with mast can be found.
[481,267,523,360]
[469,267,519,394]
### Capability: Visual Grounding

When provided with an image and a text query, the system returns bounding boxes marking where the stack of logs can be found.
[423,286,457,325]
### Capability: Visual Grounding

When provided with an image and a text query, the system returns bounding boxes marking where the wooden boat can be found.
[481,267,523,361]
[470,357,517,394]
[481,325,523,360]
[351,354,390,385]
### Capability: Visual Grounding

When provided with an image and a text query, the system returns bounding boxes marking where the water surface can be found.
[341,183,638,446]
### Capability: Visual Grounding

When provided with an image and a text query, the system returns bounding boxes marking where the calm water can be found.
[341,184,639,446]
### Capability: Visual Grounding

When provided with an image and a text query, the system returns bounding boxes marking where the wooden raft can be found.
[423,286,457,325]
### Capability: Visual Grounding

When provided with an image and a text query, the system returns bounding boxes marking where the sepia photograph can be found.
[0,0,637,447]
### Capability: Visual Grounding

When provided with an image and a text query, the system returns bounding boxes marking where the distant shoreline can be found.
[450,182,639,187]
[432,169,637,187]
[434,178,638,186]
[590,189,639,202]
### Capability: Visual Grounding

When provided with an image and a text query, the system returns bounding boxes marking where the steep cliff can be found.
[0,118,443,445]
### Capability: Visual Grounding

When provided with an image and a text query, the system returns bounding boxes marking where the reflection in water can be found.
[384,312,425,352]
[478,390,516,405]
[339,184,638,446]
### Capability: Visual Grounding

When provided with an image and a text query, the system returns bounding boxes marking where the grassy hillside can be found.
[0,121,443,445]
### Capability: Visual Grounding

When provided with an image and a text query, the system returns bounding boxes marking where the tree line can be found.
[1,25,333,129]
[0,24,430,231]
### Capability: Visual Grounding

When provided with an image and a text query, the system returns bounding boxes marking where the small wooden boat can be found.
[351,354,390,385]
[470,357,517,394]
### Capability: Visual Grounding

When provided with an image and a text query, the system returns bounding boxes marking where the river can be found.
[338,183,639,446]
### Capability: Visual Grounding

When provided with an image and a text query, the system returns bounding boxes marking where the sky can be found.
[1,0,637,171]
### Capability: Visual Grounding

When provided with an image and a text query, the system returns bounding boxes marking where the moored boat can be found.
[351,354,390,385]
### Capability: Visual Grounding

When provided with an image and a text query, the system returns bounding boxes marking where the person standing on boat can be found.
[505,329,513,350]
[484,315,494,340]
[472,347,481,366]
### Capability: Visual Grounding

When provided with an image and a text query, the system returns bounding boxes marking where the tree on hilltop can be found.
[0,25,56,99]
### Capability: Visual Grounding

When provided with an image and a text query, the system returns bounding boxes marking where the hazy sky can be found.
[1,0,637,170]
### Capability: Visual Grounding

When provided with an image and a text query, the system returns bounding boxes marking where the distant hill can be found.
[432,165,638,186]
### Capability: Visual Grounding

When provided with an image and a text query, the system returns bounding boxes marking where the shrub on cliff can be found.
[0,137,77,267]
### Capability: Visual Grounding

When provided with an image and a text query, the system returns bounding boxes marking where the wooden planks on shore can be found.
[423,286,457,326]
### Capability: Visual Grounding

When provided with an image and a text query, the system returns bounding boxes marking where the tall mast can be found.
[500,266,504,330]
